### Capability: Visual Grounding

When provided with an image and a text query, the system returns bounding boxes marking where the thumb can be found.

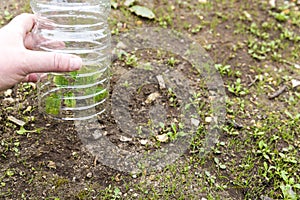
[23,50,82,73]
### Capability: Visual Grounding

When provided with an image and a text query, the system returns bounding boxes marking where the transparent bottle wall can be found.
[31,0,111,120]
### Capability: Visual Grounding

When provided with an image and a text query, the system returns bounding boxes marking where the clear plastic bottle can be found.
[30,0,111,120]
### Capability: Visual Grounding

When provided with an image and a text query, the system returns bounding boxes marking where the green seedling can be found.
[215,64,232,76]
[45,93,61,115]
[16,126,42,135]
[44,65,109,115]
[167,57,178,67]
[93,86,109,102]
[63,92,76,108]
[124,54,138,66]
[228,78,249,96]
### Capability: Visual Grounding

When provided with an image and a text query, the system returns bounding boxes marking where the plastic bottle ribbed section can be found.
[30,0,111,120]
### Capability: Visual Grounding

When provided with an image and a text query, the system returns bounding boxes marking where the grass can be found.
[1,0,300,199]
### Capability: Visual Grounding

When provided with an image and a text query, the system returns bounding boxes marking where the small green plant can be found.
[215,64,232,76]
[228,78,249,96]
[167,88,178,107]
[158,122,186,141]
[97,185,122,199]
[124,54,138,66]
[191,24,203,34]
[44,66,109,116]
[45,93,61,115]
[271,11,289,22]
[157,15,173,28]
[167,57,178,67]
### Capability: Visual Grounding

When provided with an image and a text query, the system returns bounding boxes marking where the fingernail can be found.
[70,57,82,70]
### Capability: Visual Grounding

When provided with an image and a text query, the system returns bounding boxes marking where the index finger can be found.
[8,13,36,37]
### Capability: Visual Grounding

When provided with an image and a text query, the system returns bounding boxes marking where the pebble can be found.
[198,0,207,3]
[86,172,93,178]
[133,193,139,197]
[140,139,148,145]
[120,135,132,142]
[205,117,212,123]
[156,134,168,143]
[269,0,275,7]
[135,20,143,26]
[4,89,12,97]
[145,92,160,104]
[116,41,127,49]
[191,118,200,126]
[3,97,15,104]
[292,79,300,88]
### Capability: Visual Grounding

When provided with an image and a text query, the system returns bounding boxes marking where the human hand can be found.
[0,13,82,91]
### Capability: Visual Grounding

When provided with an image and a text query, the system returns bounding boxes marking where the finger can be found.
[23,73,47,83]
[8,13,36,37]
[23,50,82,73]
[25,32,65,50]
[23,73,39,82]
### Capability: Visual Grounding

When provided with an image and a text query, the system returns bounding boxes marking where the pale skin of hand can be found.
[0,13,82,91]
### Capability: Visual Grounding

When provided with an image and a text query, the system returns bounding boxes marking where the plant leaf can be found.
[129,6,155,19]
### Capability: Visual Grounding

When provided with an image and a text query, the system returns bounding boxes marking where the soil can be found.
[1,0,300,199]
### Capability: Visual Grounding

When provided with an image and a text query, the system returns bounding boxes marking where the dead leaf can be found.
[129,6,156,19]
[8,116,26,127]
[47,161,56,169]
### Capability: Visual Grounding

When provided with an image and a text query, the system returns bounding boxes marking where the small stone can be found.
[156,75,166,89]
[198,0,207,3]
[191,118,200,126]
[260,195,275,200]
[156,134,168,143]
[120,135,132,142]
[4,89,12,97]
[145,92,160,104]
[116,41,127,49]
[86,172,93,178]
[124,0,135,7]
[136,20,143,26]
[3,97,15,104]
[205,117,212,123]
[133,193,139,197]
[92,130,103,140]
[292,79,300,88]
[140,139,148,145]
[269,0,276,7]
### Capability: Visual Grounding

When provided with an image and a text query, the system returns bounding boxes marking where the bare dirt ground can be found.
[0,0,300,199]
